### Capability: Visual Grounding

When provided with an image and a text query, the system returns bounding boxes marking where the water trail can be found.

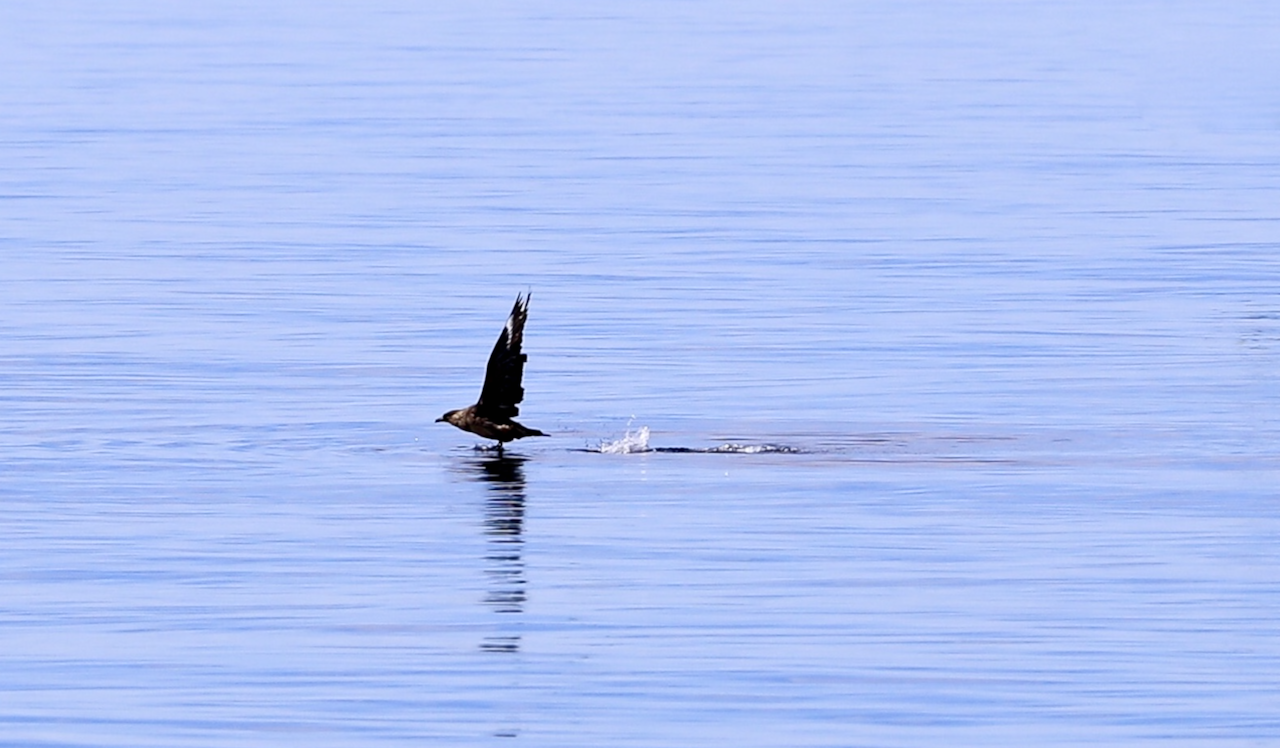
[595,425,800,454]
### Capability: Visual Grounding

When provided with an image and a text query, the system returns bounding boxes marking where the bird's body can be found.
[437,405,545,443]
[437,294,546,453]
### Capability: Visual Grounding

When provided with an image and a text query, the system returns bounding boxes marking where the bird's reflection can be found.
[463,453,527,654]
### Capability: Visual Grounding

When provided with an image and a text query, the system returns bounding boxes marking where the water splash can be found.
[599,425,651,454]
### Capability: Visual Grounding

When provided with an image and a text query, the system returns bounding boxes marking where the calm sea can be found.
[2,2,1279,746]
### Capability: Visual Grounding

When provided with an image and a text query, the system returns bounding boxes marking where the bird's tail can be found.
[510,420,547,439]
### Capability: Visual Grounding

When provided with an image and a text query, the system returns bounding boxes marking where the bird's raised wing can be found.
[475,294,531,420]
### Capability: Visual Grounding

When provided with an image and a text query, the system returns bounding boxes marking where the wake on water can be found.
[596,425,801,455]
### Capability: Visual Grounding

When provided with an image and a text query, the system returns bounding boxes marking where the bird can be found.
[437,293,546,454]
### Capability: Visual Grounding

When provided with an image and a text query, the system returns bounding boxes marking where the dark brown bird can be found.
[437,294,546,453]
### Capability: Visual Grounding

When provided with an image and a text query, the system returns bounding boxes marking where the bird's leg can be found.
[496,441,504,456]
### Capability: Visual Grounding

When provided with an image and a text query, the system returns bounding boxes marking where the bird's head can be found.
[436,409,459,424]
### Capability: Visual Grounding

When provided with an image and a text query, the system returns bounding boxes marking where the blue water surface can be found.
[2,2,1279,746]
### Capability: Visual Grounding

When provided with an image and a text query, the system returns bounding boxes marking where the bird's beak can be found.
[435,416,446,422]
